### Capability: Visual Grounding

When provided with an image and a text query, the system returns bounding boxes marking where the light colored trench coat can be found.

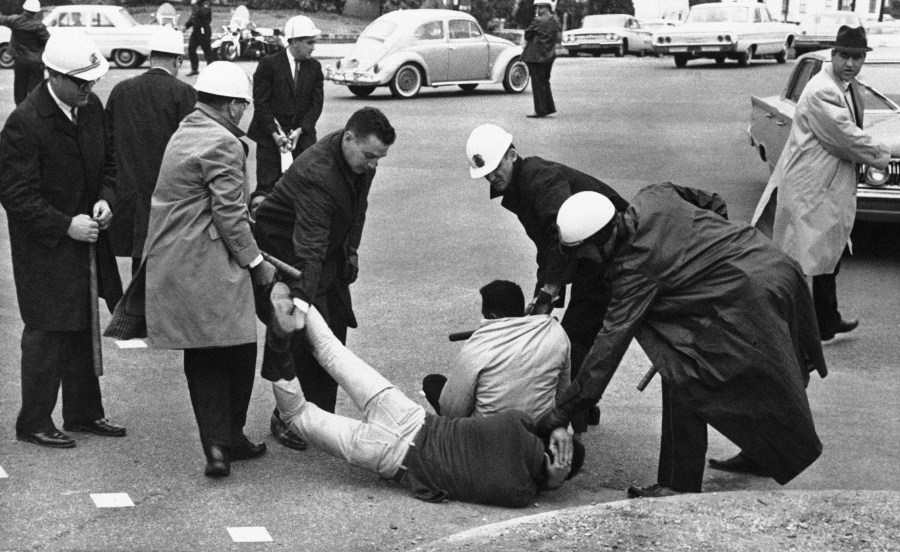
[752,63,890,276]
[143,103,261,349]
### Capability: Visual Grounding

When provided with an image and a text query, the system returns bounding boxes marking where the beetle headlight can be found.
[864,165,889,186]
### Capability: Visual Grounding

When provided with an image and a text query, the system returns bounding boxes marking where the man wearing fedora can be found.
[749,26,900,353]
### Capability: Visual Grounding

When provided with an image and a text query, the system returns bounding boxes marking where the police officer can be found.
[0,0,50,105]
[184,0,214,76]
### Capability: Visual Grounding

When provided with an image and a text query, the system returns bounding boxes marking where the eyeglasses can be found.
[61,74,97,91]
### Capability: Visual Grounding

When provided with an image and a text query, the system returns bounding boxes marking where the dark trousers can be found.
[421,374,447,415]
[255,143,302,196]
[188,26,214,72]
[13,60,45,105]
[261,294,349,413]
[812,261,842,340]
[525,61,556,116]
[657,379,707,492]
[183,343,256,455]
[16,327,105,434]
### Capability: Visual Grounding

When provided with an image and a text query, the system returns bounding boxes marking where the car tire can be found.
[567,49,576,57]
[615,41,625,57]
[112,49,142,69]
[458,84,478,92]
[737,47,753,67]
[219,42,239,62]
[348,85,376,98]
[774,43,788,64]
[715,55,726,66]
[674,54,689,68]
[0,44,13,69]
[389,64,422,99]
[502,58,529,93]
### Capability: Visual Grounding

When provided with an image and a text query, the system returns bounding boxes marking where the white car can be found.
[652,1,796,67]
[868,20,900,49]
[0,24,12,69]
[561,14,655,57]
[794,11,863,55]
[43,5,161,68]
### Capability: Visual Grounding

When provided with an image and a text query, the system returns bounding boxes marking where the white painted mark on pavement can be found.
[227,527,272,542]
[0,465,7,478]
[90,493,134,507]
[116,339,147,349]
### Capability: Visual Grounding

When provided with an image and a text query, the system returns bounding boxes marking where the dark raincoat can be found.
[552,183,827,485]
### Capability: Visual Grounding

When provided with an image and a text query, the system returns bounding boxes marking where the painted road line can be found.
[0,465,7,478]
[227,527,272,542]
[115,339,147,349]
[90,493,134,508]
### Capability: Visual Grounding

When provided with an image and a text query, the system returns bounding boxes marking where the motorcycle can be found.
[212,5,286,61]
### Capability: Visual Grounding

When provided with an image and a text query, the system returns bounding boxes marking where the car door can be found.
[754,5,782,55]
[447,19,490,82]
[410,20,449,83]
[84,10,119,57]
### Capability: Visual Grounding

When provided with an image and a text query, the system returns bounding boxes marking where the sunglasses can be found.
[60,74,97,91]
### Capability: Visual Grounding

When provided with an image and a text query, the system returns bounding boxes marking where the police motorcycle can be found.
[212,5,285,61]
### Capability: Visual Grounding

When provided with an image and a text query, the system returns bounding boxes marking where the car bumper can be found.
[324,68,386,86]
[564,41,621,52]
[794,37,834,49]
[654,43,737,55]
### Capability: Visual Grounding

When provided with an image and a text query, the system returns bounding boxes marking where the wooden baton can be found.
[89,241,103,377]
[636,366,656,392]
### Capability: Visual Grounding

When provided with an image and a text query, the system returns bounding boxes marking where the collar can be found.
[329,130,360,183]
[46,80,76,121]
[489,156,524,200]
[195,102,245,138]
[147,65,174,76]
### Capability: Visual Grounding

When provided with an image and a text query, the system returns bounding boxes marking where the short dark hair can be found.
[479,280,525,318]
[150,51,180,60]
[197,91,238,108]
[345,107,396,146]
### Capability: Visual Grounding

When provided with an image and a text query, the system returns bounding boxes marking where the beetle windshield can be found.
[686,5,749,24]
[361,20,397,41]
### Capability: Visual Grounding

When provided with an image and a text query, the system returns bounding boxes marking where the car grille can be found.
[859,159,900,187]
[577,33,614,41]
[673,36,718,44]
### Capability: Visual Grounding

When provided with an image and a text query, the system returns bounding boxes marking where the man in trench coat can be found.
[751,26,900,341]
[253,107,395,450]
[105,28,196,273]
[0,33,124,448]
[142,61,275,477]
[539,184,827,498]
[0,0,50,105]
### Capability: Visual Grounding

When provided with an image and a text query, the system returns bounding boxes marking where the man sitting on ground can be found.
[422,280,570,420]
[266,294,584,507]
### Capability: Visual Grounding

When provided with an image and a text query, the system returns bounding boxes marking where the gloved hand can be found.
[344,253,359,284]
[250,259,277,286]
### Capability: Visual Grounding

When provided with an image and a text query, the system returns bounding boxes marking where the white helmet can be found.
[557,192,617,246]
[284,15,321,40]
[42,32,109,82]
[195,61,253,102]
[534,0,557,10]
[149,28,185,56]
[466,124,513,179]
[22,0,40,13]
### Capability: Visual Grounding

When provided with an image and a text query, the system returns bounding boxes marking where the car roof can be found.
[376,9,476,25]
[52,4,125,13]
[801,47,900,62]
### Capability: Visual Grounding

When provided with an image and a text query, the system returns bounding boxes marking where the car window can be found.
[753,8,762,23]
[787,59,822,102]
[583,15,628,28]
[857,63,900,109]
[449,19,474,40]
[759,7,772,23]
[93,13,114,27]
[58,11,87,27]
[116,8,138,27]
[414,21,444,40]
[686,6,749,24]
[467,21,482,38]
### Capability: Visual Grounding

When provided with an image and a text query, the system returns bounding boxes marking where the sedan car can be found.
[652,1,796,67]
[867,20,900,49]
[748,48,900,222]
[0,24,12,69]
[43,5,160,68]
[324,9,528,99]
[561,14,655,57]
[793,11,863,55]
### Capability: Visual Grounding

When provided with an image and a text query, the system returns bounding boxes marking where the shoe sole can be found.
[17,435,76,448]
[63,426,127,437]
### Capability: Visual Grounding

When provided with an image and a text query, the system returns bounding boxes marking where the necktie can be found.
[70,107,78,126]
[294,60,302,95]
[847,83,862,129]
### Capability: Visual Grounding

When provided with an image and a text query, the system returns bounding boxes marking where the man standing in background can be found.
[521,0,560,118]
[0,0,50,105]
[184,0,214,76]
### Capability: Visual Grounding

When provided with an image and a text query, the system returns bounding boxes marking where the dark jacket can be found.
[253,130,372,328]
[0,82,122,331]
[522,14,560,64]
[105,67,197,257]
[548,183,826,485]
[184,2,212,32]
[0,13,50,63]
[495,156,628,291]
[247,49,323,154]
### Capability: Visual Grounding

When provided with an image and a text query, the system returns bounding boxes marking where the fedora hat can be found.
[833,25,872,53]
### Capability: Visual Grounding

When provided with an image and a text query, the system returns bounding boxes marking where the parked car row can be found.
[561,14,672,57]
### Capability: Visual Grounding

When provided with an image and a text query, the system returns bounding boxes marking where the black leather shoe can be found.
[626,483,688,499]
[526,113,547,118]
[232,436,267,461]
[708,452,768,476]
[205,445,231,478]
[835,318,859,335]
[17,428,76,448]
[63,418,127,437]
[270,411,307,450]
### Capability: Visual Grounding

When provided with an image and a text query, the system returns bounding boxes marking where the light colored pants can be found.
[272,307,425,479]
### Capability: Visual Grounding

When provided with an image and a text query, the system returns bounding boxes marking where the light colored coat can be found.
[143,104,261,349]
[752,63,890,275]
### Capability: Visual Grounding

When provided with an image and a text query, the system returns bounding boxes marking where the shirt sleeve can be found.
[439,343,480,418]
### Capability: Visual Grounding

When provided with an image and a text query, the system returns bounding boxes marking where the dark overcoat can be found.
[554,183,827,485]
[105,68,196,257]
[253,130,372,328]
[247,49,323,151]
[0,81,121,331]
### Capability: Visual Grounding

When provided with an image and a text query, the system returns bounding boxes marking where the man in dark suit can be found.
[184,0,214,76]
[105,28,197,274]
[247,15,324,202]
[0,32,125,448]
[0,0,50,105]
[253,107,395,450]
[522,0,560,118]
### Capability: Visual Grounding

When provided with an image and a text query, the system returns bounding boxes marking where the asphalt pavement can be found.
[0,54,898,551]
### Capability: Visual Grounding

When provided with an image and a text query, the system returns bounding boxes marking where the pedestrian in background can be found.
[141,62,276,478]
[752,26,900,342]
[248,15,324,205]
[105,28,196,275]
[184,0,214,76]
[0,32,125,448]
[522,0,560,118]
[0,0,50,105]
[253,107,395,452]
